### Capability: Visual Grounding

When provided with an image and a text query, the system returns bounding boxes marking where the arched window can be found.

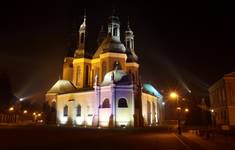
[102,62,107,80]
[81,33,85,43]
[102,98,110,108]
[118,98,128,108]
[113,27,118,36]
[63,105,68,116]
[76,104,81,116]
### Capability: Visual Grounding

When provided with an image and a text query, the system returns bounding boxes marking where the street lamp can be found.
[9,107,14,112]
[23,110,28,114]
[185,108,189,112]
[169,91,182,135]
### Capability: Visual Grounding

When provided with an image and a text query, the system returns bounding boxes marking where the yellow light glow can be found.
[170,92,178,99]
[37,113,41,117]
[177,107,181,110]
[23,110,28,114]
[9,107,14,112]
[33,112,36,116]
[185,108,189,112]
[211,109,214,113]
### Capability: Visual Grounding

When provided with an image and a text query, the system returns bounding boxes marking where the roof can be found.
[126,50,138,62]
[47,80,78,94]
[93,35,126,58]
[224,71,235,77]
[101,69,131,86]
[142,84,163,98]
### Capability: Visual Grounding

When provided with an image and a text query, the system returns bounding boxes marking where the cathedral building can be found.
[45,13,164,128]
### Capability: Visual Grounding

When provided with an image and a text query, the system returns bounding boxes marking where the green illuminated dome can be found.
[101,69,131,86]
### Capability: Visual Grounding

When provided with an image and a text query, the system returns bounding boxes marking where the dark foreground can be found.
[0,126,234,150]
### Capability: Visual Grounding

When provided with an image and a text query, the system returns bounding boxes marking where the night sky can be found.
[0,0,234,101]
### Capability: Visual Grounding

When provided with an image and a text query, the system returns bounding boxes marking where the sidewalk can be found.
[182,130,235,150]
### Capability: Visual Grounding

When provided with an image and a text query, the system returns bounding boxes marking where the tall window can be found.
[113,27,118,36]
[118,98,128,108]
[63,105,68,116]
[76,104,81,117]
[76,66,81,86]
[127,41,130,49]
[81,33,85,43]
[85,65,89,86]
[102,98,110,108]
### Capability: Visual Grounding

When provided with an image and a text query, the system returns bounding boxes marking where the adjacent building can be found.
[209,71,235,129]
[45,13,164,128]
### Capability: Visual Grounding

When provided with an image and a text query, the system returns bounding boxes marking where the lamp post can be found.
[170,92,182,135]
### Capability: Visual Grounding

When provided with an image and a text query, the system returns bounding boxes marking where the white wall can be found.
[142,92,159,126]
[56,91,97,126]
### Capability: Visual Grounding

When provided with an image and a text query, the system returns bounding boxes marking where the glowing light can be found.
[9,107,14,112]
[33,112,36,116]
[185,108,189,112]
[23,110,28,114]
[37,113,41,117]
[162,102,165,105]
[60,117,68,124]
[177,107,181,110]
[170,92,178,99]
[211,109,214,113]
[19,98,24,101]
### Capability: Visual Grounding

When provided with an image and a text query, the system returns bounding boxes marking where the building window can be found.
[85,65,89,86]
[102,98,110,108]
[76,66,81,86]
[113,27,118,36]
[81,33,85,43]
[127,41,130,49]
[63,105,68,116]
[118,98,128,108]
[76,105,81,116]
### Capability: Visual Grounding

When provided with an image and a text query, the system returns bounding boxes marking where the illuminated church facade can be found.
[45,13,164,127]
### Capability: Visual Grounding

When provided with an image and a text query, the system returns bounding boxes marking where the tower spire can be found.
[74,9,87,58]
[125,18,138,62]
[127,16,130,29]
[83,9,86,23]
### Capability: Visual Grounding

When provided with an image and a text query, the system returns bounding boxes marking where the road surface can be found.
[0,126,230,150]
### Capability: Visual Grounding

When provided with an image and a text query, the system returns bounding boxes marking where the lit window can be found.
[118,98,128,108]
[102,98,110,108]
[63,105,68,116]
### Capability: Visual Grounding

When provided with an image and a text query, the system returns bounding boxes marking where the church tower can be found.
[108,14,121,41]
[72,11,91,88]
[125,21,134,51]
[74,12,86,58]
[125,20,138,83]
